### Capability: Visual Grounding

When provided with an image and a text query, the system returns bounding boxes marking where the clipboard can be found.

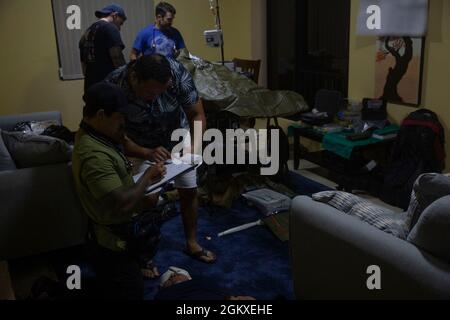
[133,160,198,194]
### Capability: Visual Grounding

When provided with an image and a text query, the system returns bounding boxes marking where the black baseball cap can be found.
[83,83,128,116]
[95,4,127,20]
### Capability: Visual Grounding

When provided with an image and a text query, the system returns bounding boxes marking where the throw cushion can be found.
[1,131,72,168]
[313,191,408,239]
[407,195,450,263]
[405,173,450,231]
[0,129,17,171]
[12,120,59,134]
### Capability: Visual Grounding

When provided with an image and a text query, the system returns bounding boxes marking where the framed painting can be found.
[375,37,425,106]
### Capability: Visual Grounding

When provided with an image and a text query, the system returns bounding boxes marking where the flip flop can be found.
[184,248,217,264]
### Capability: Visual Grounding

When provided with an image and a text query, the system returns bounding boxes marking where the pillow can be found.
[12,120,59,134]
[0,129,16,171]
[313,191,408,239]
[405,173,450,231]
[407,195,450,263]
[1,131,72,168]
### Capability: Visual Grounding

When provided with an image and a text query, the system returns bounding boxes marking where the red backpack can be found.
[381,109,446,209]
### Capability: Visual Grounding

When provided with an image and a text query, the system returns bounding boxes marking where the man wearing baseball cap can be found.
[79,4,128,92]
[72,83,166,299]
[95,4,127,21]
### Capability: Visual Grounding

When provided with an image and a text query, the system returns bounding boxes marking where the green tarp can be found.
[177,51,309,119]
[322,125,400,159]
[322,132,381,159]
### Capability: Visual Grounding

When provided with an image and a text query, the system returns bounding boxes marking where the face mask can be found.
[160,266,192,287]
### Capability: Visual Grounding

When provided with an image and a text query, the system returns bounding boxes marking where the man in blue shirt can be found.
[131,2,186,60]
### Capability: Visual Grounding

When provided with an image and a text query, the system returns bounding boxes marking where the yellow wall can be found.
[171,0,252,62]
[0,0,84,130]
[0,0,253,130]
[349,0,450,170]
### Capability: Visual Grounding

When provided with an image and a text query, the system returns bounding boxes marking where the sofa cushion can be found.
[313,191,408,239]
[405,173,450,231]
[407,195,450,263]
[1,131,72,168]
[0,129,16,171]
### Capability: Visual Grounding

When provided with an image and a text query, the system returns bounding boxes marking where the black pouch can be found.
[41,125,75,144]
[362,98,387,121]
[110,211,162,263]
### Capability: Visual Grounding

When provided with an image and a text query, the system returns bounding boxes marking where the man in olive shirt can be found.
[72,83,165,299]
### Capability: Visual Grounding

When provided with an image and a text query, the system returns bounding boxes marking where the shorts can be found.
[174,166,198,189]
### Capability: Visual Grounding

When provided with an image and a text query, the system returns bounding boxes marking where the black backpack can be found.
[381,109,446,209]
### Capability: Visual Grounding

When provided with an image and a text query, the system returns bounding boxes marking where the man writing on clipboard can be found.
[105,54,216,264]
[72,83,167,299]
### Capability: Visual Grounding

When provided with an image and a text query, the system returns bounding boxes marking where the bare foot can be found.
[141,261,160,279]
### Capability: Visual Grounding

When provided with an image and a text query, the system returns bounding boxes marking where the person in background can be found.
[79,4,127,92]
[131,2,186,60]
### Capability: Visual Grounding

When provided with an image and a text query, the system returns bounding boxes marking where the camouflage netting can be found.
[177,50,309,119]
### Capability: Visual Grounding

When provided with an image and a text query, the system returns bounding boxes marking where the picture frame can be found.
[375,36,425,107]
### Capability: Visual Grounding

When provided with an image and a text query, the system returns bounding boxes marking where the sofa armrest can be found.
[0,163,88,260]
[290,196,450,299]
[0,111,62,131]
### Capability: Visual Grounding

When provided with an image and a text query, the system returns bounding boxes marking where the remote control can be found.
[346,132,372,141]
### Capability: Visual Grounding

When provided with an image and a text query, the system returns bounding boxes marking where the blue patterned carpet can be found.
[47,171,331,300]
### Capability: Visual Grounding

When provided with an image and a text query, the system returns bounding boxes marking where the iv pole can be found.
[210,0,225,65]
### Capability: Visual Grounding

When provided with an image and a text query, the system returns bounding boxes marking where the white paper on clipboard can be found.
[133,160,197,194]
[133,162,196,194]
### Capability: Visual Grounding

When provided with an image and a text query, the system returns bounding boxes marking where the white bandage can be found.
[160,266,192,287]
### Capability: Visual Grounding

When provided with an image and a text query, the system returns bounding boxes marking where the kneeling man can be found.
[72,83,166,299]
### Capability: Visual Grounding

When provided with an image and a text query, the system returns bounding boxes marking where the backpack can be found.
[381,109,446,209]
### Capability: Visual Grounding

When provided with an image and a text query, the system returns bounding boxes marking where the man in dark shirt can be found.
[79,4,127,92]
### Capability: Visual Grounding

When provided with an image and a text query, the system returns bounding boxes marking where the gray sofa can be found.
[0,111,87,260]
[290,195,450,299]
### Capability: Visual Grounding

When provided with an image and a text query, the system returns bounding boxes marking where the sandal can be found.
[184,248,217,264]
